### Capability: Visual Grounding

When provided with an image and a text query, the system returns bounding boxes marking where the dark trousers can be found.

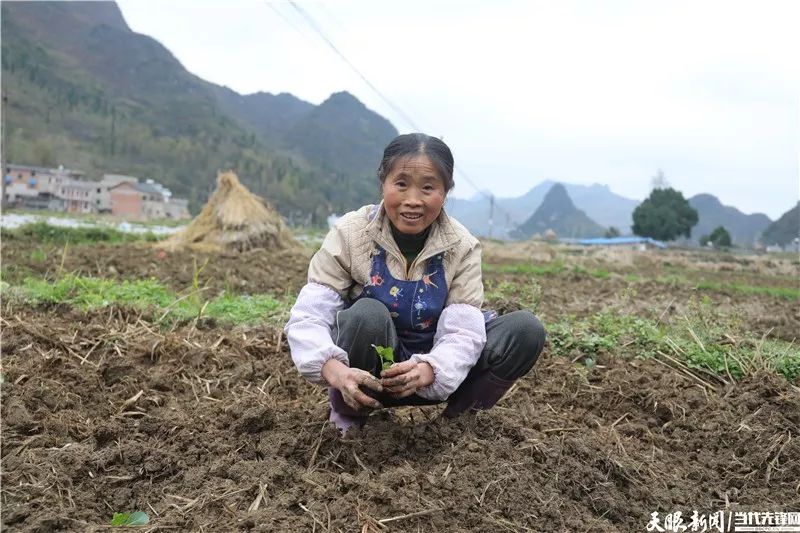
[332,298,546,407]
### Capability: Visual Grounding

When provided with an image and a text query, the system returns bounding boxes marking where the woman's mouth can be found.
[401,213,423,221]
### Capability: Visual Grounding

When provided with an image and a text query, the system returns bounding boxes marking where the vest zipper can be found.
[375,234,454,281]
[374,235,410,280]
[407,244,452,278]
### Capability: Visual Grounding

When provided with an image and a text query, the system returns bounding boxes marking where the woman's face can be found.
[381,155,447,235]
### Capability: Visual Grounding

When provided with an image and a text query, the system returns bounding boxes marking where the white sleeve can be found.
[284,282,349,385]
[409,303,486,401]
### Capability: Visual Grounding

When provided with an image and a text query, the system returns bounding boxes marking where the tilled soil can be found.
[501,273,800,343]
[1,241,312,297]
[2,306,798,532]
[3,239,797,341]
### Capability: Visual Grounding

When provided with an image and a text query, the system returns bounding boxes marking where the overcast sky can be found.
[116,0,799,219]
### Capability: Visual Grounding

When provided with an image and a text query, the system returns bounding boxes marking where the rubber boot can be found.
[328,388,368,435]
[442,371,515,418]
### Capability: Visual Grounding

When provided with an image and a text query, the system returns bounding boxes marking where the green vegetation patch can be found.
[3,221,162,245]
[8,274,291,326]
[548,312,662,361]
[483,261,613,280]
[202,293,288,325]
[547,309,799,382]
[695,280,799,300]
[483,261,566,276]
[484,278,542,315]
[484,261,798,300]
[22,275,174,308]
[654,268,798,300]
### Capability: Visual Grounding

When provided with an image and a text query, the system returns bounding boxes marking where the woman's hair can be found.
[377,133,455,192]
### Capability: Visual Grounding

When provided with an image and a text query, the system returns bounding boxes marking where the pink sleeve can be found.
[409,303,486,401]
[284,282,349,385]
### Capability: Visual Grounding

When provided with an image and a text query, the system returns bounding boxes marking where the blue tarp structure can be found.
[577,236,667,249]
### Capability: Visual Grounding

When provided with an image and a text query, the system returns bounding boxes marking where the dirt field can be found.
[2,238,799,532]
[2,305,798,532]
[1,241,311,296]
[3,239,797,341]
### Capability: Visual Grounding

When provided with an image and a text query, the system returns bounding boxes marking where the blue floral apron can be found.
[359,246,447,362]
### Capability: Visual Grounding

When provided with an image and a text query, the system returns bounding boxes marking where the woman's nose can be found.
[404,189,424,205]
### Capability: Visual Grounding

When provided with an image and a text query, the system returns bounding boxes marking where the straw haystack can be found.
[163,171,296,252]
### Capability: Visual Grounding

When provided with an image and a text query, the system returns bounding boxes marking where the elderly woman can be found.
[285,133,546,433]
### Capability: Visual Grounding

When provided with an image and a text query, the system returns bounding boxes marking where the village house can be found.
[3,164,84,210]
[60,180,96,213]
[3,163,191,220]
[108,178,189,220]
[164,198,190,220]
[95,174,139,213]
[109,179,189,220]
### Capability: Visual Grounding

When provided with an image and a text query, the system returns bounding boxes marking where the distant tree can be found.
[700,226,732,248]
[710,226,732,247]
[632,187,698,241]
[604,226,621,238]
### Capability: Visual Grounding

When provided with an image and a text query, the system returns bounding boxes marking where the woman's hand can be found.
[380,361,434,398]
[322,359,383,411]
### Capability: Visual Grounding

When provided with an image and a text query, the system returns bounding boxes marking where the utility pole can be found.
[488,194,494,239]
[651,169,669,190]
[1,91,7,210]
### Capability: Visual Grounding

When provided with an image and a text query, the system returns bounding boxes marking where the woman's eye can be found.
[395,180,407,188]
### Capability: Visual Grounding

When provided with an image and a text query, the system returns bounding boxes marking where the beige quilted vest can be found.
[308,203,484,308]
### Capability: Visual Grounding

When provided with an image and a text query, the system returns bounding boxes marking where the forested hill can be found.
[510,183,606,239]
[687,193,772,247]
[1,2,397,221]
[760,202,799,247]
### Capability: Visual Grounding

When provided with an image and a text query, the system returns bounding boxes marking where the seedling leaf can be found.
[372,344,395,370]
[111,511,150,526]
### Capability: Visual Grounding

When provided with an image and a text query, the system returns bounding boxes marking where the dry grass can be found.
[163,171,297,253]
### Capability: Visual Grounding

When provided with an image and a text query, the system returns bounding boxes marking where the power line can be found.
[287,1,421,132]
[265,2,310,38]
[452,165,519,231]
[270,2,520,233]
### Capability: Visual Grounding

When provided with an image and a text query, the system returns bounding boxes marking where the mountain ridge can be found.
[446,180,637,239]
[760,202,799,247]
[687,193,772,247]
[509,183,606,239]
[1,1,396,221]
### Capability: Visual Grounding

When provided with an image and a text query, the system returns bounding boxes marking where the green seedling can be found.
[29,249,47,263]
[110,511,150,526]
[373,344,395,370]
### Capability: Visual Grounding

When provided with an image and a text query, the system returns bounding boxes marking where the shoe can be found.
[328,388,367,434]
[442,371,515,418]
